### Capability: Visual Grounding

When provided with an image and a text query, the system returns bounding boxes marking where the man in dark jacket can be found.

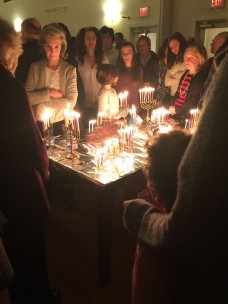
[136,35,159,91]
[15,18,45,84]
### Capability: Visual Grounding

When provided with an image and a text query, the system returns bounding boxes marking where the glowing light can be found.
[104,0,122,24]
[14,17,22,32]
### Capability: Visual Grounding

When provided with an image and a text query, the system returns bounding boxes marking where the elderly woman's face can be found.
[184,51,200,72]
[43,35,62,61]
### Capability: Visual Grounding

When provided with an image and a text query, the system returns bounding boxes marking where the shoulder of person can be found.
[103,55,109,64]
[30,59,46,69]
[150,50,159,60]
[61,59,76,71]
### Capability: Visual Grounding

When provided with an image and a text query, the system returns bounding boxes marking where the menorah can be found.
[63,122,80,159]
[140,99,157,123]
[43,123,53,150]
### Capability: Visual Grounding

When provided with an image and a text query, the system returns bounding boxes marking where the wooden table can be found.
[47,140,146,286]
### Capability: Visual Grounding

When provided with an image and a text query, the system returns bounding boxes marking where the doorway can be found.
[131,26,158,52]
[195,19,228,57]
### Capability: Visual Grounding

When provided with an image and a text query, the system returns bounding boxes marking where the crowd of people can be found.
[0,14,228,304]
[14,18,228,132]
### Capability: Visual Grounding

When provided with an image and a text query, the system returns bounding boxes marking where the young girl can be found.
[116,41,144,113]
[96,63,119,118]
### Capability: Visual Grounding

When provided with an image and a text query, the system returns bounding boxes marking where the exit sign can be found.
[139,6,149,17]
[210,0,224,7]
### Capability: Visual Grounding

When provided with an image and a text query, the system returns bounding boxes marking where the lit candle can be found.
[41,108,52,131]
[89,119,96,133]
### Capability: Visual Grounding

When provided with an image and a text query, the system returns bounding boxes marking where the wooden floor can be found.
[44,194,137,304]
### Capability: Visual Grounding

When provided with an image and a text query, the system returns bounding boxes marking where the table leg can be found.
[96,187,114,287]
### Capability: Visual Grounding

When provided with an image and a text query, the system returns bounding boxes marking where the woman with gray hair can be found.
[26,23,78,135]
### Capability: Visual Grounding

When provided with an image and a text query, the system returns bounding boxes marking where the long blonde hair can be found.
[0,17,22,67]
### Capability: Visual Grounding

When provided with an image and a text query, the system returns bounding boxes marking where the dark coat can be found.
[136,50,159,89]
[15,39,45,84]
[170,69,208,126]
[0,64,50,302]
[124,55,228,303]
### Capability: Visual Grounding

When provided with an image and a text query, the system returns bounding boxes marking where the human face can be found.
[184,51,200,74]
[101,33,113,52]
[121,45,134,67]
[43,35,61,62]
[169,39,180,55]
[210,35,225,54]
[84,30,97,51]
[137,39,150,58]
[112,75,119,86]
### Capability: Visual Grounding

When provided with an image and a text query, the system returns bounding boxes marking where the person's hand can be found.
[123,199,151,238]
[169,106,176,115]
[48,90,64,99]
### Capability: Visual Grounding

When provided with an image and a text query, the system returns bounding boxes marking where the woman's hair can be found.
[157,38,169,61]
[167,32,187,68]
[143,130,192,212]
[117,41,142,86]
[184,44,208,71]
[0,17,22,63]
[40,23,67,58]
[96,63,118,85]
[75,27,104,65]
[136,35,151,50]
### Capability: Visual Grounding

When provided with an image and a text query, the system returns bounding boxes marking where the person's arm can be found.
[12,79,49,181]
[45,65,77,110]
[165,63,186,87]
[98,90,109,113]
[123,55,228,249]
[25,63,50,105]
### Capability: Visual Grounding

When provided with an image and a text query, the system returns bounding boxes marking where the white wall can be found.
[170,0,228,39]
[1,0,227,48]
[0,0,161,42]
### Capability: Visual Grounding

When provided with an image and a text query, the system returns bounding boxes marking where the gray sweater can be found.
[124,54,228,303]
[26,59,77,122]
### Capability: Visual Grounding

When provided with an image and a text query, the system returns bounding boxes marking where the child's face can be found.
[112,75,119,85]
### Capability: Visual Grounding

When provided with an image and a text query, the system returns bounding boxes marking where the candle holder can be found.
[43,123,53,150]
[119,105,129,126]
[140,99,157,124]
[63,123,78,159]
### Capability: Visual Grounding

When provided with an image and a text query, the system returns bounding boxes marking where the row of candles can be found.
[41,86,155,132]
[41,104,81,132]
[117,87,155,108]
[88,104,137,134]
[151,107,169,125]
[185,109,200,131]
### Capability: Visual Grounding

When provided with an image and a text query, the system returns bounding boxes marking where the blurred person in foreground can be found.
[0,17,59,304]
[132,130,191,304]
[123,54,228,303]
[0,211,14,304]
